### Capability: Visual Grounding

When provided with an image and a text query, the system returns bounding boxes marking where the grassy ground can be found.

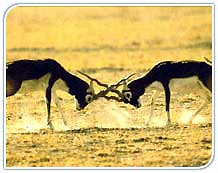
[6,6,212,167]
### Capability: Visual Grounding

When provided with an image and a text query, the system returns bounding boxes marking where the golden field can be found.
[6,6,212,167]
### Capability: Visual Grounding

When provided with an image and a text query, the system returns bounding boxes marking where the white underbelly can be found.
[17,73,69,94]
[17,73,51,94]
[149,76,200,91]
[169,76,199,89]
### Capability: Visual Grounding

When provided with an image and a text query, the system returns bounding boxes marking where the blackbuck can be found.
[119,60,212,125]
[6,59,96,129]
[6,59,135,129]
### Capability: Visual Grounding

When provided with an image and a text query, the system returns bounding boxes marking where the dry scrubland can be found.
[6,6,212,167]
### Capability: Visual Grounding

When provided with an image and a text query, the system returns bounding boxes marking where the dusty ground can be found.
[5,6,212,167]
[6,81,212,167]
[6,125,212,167]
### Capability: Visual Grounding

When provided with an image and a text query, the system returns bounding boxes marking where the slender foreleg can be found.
[146,89,161,125]
[45,78,57,130]
[52,91,68,126]
[46,86,54,130]
[162,82,171,125]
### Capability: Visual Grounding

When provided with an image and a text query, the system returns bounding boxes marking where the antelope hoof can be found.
[47,121,55,130]
[63,120,68,126]
[145,121,150,127]
[188,119,193,124]
[166,120,171,126]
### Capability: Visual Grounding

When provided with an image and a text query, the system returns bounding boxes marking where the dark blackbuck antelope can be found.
[121,60,212,125]
[6,59,94,129]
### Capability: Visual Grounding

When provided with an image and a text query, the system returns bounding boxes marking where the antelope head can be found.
[121,80,142,108]
[77,71,136,104]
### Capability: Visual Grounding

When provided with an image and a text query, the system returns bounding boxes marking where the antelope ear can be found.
[87,80,95,94]
[123,81,130,91]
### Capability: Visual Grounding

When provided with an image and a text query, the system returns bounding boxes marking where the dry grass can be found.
[6,6,212,167]
[6,6,212,70]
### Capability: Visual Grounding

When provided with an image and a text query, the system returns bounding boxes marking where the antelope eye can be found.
[85,94,93,103]
[124,91,132,101]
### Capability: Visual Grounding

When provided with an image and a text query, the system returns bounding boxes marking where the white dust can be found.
[7,101,208,133]
[146,115,168,127]
[178,110,207,124]
[94,102,133,128]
